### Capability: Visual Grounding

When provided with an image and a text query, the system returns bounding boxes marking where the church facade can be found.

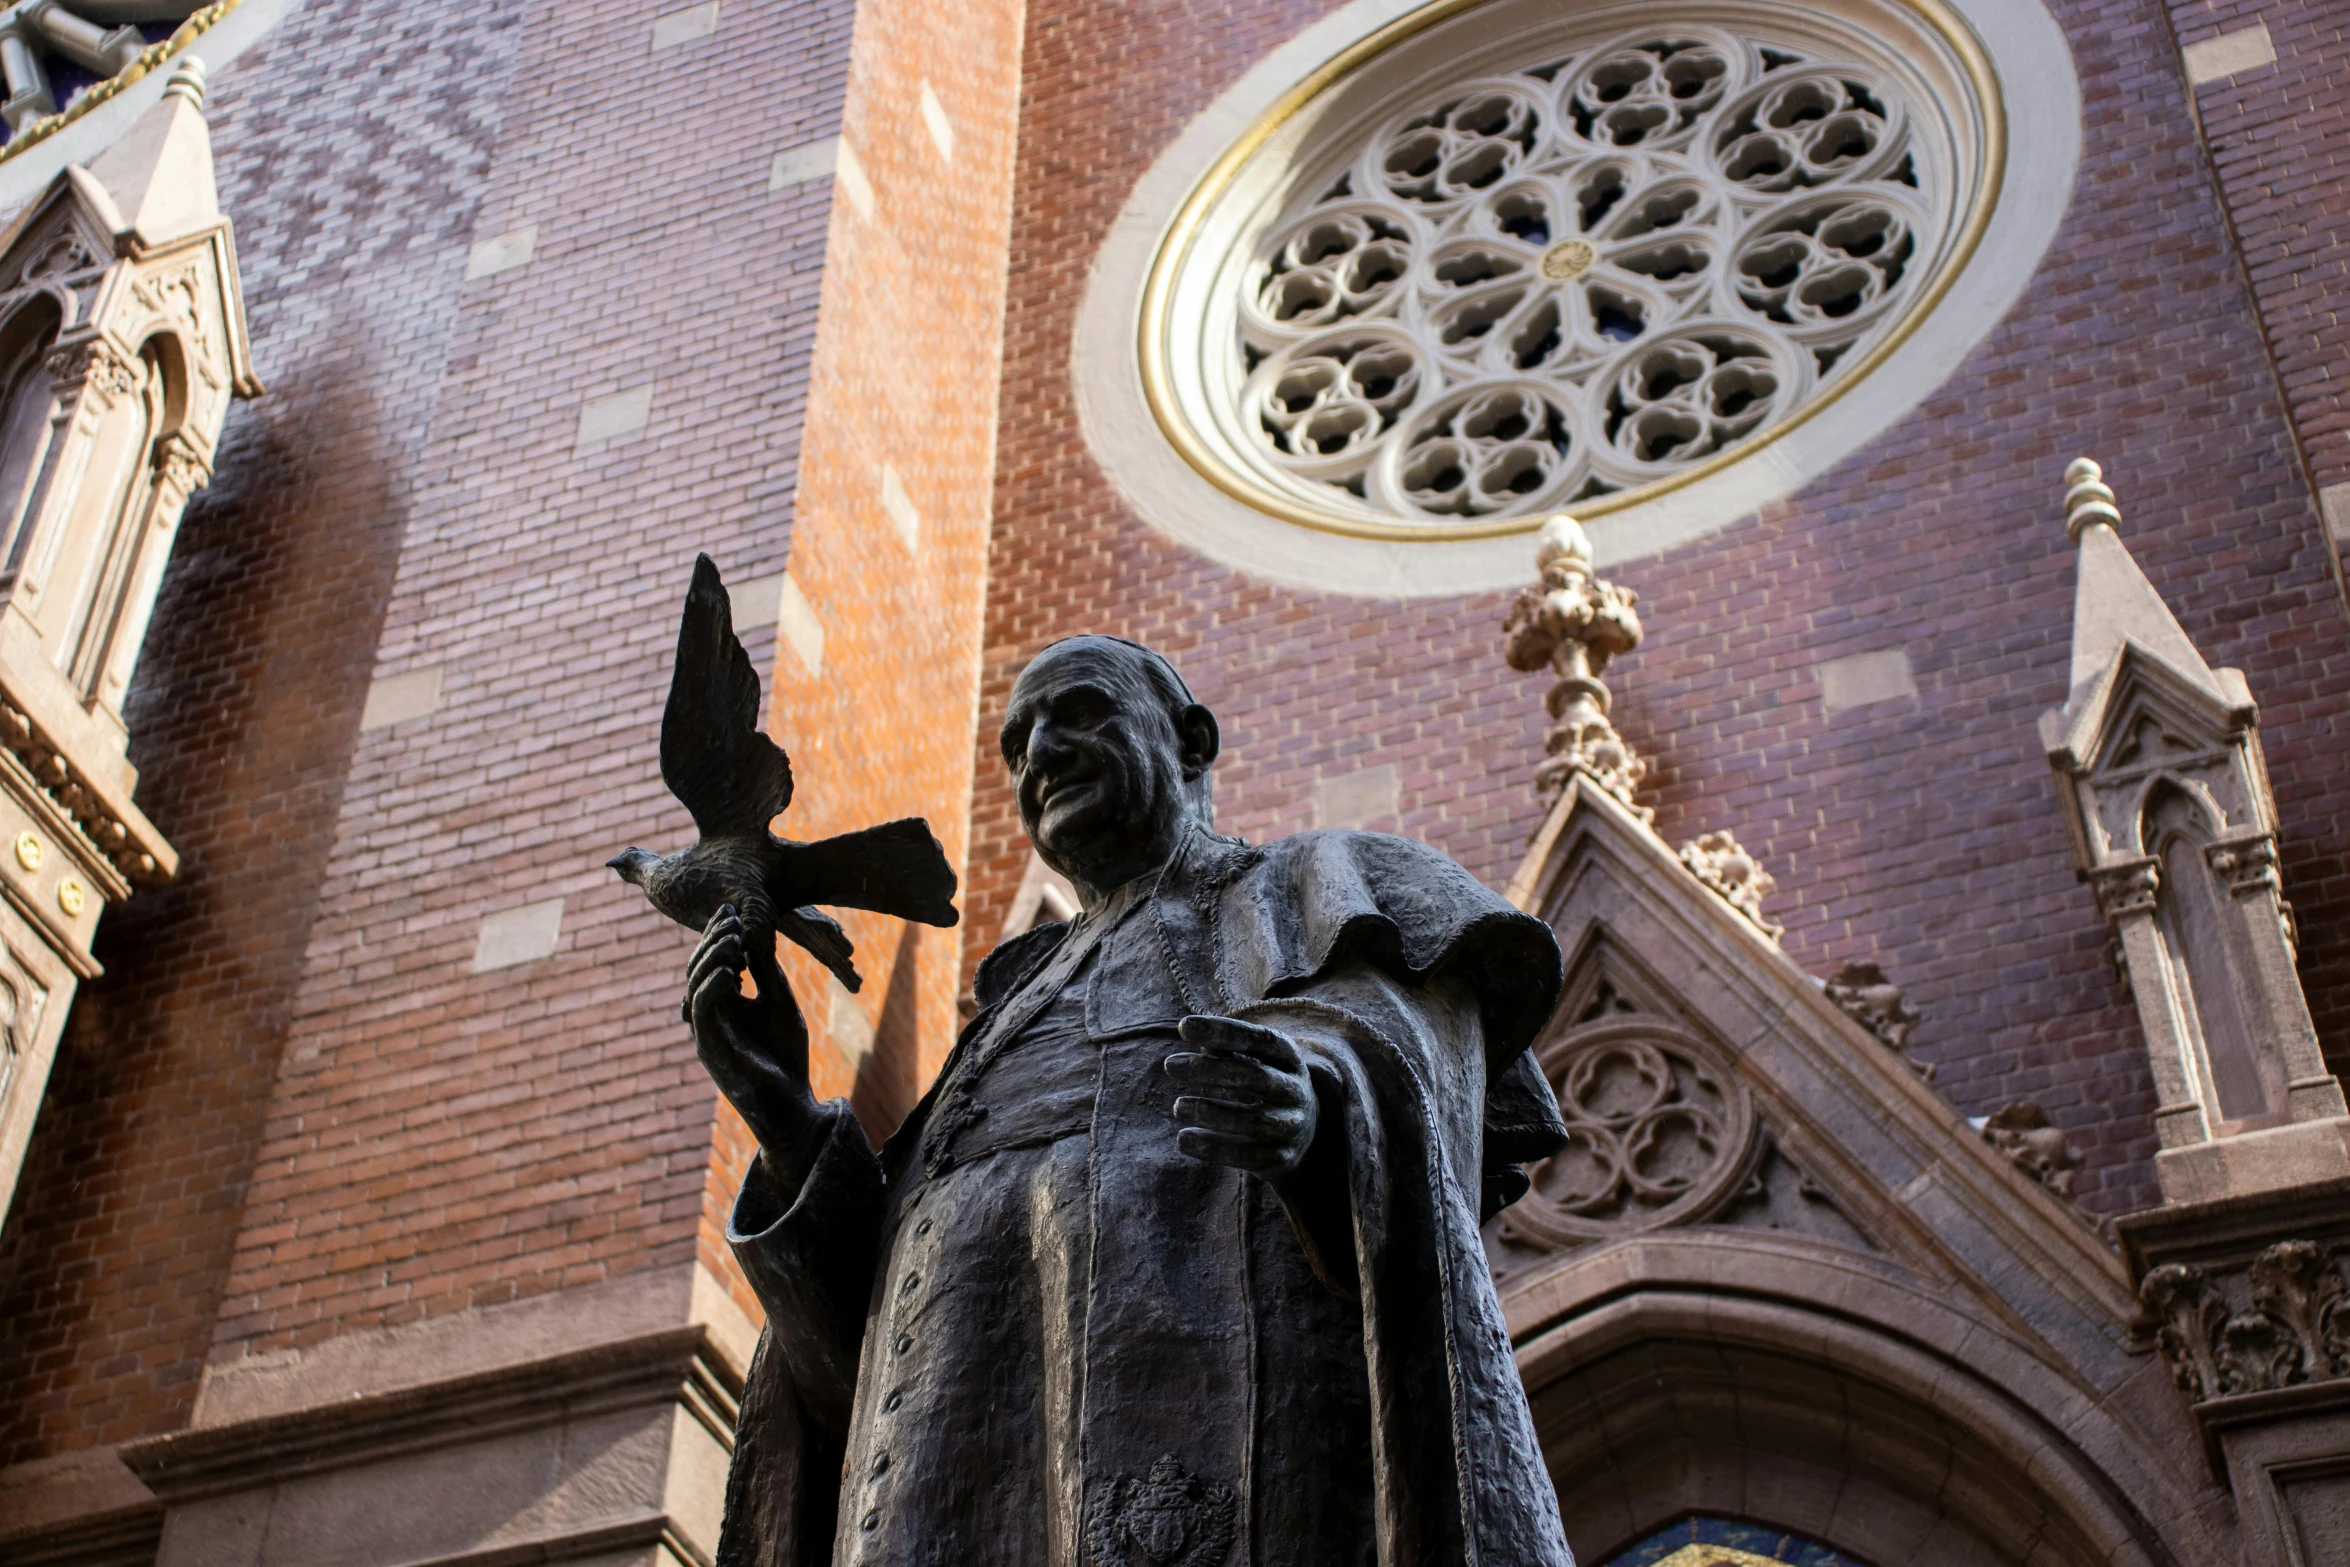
[1,0,2347,1563]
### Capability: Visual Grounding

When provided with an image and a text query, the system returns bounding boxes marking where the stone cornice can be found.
[121,1326,741,1504]
[0,691,168,890]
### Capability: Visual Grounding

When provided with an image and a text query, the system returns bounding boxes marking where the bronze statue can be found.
[658,621,1575,1565]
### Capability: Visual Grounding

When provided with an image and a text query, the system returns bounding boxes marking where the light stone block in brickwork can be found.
[359,665,443,731]
[472,899,564,973]
[1818,648,1917,712]
[648,2,718,52]
[769,137,838,191]
[881,465,921,548]
[1315,764,1399,829]
[920,82,955,165]
[834,138,874,221]
[575,385,653,451]
[2321,481,2350,545]
[2183,22,2275,85]
[464,223,537,280]
[777,573,824,676]
[729,572,785,632]
[828,975,874,1067]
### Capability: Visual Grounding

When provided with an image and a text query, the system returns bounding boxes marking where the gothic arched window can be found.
[2143,784,2272,1126]
[0,300,61,567]
[1604,1515,1871,1566]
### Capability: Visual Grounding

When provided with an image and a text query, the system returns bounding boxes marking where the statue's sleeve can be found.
[1234,961,1574,1567]
[725,1099,885,1426]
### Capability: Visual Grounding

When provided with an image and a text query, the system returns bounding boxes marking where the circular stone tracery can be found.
[1183,13,1969,531]
[1506,1016,1757,1245]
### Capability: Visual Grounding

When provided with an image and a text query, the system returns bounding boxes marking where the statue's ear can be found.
[1177,703,1220,776]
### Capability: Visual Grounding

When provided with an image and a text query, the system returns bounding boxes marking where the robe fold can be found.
[717,825,1573,1567]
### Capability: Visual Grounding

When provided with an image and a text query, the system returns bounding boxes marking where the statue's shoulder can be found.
[1221,828,1561,1058]
[1244,827,1507,909]
[971,918,1068,1011]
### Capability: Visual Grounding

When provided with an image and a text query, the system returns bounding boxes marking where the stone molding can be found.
[126,1327,739,1503]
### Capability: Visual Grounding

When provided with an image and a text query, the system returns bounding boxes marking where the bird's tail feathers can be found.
[777,904,862,993]
[782,818,961,928]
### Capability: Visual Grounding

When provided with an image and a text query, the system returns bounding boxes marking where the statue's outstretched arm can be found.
[688,906,883,1427]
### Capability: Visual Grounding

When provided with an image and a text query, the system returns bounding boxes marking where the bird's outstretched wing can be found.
[661,554,794,838]
[783,818,961,928]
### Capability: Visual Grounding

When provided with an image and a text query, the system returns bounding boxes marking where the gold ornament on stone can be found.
[1536,239,1596,283]
[13,831,40,872]
[1503,513,1647,815]
[56,878,83,916]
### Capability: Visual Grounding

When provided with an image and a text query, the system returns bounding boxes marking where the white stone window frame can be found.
[1074,0,2082,597]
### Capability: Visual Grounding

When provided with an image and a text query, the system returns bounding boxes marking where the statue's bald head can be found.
[1000,637,1220,908]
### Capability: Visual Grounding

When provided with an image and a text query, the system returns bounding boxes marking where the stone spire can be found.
[2040,457,2349,1204]
[1502,514,1647,816]
[82,52,219,250]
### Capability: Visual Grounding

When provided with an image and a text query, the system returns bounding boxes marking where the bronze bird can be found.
[608,554,959,992]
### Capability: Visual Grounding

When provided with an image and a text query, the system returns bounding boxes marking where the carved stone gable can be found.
[1489,774,2137,1358]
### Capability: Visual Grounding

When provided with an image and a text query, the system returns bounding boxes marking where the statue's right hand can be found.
[686,905,819,1155]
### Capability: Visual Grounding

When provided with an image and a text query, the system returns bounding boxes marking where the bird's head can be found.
[606,848,658,887]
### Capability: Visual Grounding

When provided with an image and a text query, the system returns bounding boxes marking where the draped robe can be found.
[716,825,1575,1567]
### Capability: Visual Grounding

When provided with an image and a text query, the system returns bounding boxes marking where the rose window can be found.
[1130,0,2001,549]
[1234,31,1931,523]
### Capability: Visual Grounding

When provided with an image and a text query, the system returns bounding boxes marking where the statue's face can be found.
[1001,641,1209,895]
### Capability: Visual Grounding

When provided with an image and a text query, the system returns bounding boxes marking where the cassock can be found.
[716,825,1575,1567]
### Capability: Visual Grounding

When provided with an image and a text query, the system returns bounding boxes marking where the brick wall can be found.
[2168,0,2350,536]
[760,0,1027,1140]
[966,0,2350,1219]
[0,0,857,1459]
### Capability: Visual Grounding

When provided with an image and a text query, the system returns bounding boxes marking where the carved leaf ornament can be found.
[1510,1015,1757,1245]
[1234,28,1935,523]
[2142,1242,2350,1402]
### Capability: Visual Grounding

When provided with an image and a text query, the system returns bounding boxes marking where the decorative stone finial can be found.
[1823,960,1927,1076]
[2063,456,2121,543]
[1503,514,1647,814]
[1678,830,1782,942]
[163,55,207,112]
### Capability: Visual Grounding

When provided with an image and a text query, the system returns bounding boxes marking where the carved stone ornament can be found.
[1086,1456,1239,1567]
[1821,959,1924,1075]
[1677,829,1782,941]
[1506,1015,1757,1246]
[1503,512,1647,813]
[2141,1242,2350,1403]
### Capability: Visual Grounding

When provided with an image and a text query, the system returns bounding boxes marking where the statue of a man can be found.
[688,636,1575,1566]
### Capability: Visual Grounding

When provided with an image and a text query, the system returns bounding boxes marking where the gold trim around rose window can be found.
[1135,0,2008,544]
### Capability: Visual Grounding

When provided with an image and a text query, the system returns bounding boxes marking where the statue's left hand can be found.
[1165,1016,1321,1177]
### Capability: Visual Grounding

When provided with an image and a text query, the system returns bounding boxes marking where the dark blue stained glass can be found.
[1604,1514,1873,1567]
